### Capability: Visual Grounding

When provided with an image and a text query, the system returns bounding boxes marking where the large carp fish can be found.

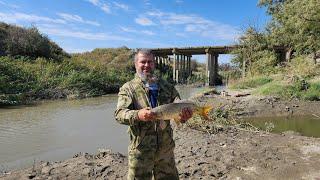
[150,101,213,125]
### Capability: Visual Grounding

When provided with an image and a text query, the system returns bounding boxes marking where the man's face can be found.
[135,53,155,76]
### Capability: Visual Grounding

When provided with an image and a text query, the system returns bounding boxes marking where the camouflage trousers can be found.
[127,134,179,180]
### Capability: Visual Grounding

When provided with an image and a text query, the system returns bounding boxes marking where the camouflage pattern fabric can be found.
[115,74,180,180]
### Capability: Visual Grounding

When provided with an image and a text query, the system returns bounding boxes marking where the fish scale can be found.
[151,101,213,125]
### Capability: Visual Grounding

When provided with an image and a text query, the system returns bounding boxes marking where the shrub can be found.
[0,22,69,61]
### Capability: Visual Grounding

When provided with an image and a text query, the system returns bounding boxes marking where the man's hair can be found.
[134,48,154,61]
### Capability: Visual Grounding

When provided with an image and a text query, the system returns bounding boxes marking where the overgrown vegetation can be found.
[0,22,69,61]
[186,103,259,134]
[227,0,320,101]
[0,22,137,106]
[0,55,134,105]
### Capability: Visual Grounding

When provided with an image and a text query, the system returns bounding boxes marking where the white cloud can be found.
[64,47,93,53]
[86,0,111,14]
[0,12,66,24]
[87,0,99,6]
[141,30,154,35]
[113,2,129,11]
[0,0,19,8]
[143,0,151,6]
[184,21,240,40]
[101,4,111,14]
[147,11,209,25]
[135,17,155,26]
[57,13,100,26]
[120,26,155,36]
[145,10,240,41]
[38,26,132,41]
[86,0,129,14]
[120,26,136,33]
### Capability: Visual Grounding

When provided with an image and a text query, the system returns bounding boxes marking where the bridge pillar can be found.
[176,54,179,83]
[173,53,176,82]
[206,49,219,86]
[182,55,186,83]
[187,55,191,78]
[212,54,218,85]
[178,54,183,83]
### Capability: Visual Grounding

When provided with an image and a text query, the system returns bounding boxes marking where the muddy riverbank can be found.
[2,127,320,179]
[2,90,320,179]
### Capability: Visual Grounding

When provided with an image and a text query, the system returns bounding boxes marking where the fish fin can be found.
[173,118,181,125]
[173,99,193,103]
[200,105,213,121]
[172,118,183,129]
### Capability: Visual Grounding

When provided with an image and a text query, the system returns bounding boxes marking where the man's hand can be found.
[179,107,193,123]
[138,107,155,121]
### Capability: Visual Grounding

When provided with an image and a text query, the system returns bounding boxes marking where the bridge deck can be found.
[150,45,238,56]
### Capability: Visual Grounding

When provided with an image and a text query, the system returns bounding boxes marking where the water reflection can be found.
[241,115,320,137]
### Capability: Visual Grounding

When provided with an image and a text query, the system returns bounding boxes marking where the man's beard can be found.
[138,71,157,84]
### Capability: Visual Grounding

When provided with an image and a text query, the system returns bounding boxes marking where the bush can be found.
[0,54,134,105]
[0,22,69,61]
[284,55,320,78]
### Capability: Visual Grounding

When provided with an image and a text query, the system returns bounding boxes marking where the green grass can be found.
[254,79,320,100]
[230,76,273,89]
[301,82,320,101]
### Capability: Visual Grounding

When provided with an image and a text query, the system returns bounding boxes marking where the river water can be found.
[241,115,320,138]
[1,85,318,172]
[0,86,208,171]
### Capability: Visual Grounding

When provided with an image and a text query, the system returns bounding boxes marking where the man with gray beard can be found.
[114,49,192,180]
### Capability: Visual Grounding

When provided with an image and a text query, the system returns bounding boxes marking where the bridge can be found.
[149,45,288,86]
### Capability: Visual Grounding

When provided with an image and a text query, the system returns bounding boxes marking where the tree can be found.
[232,27,278,76]
[0,22,69,61]
[259,0,320,63]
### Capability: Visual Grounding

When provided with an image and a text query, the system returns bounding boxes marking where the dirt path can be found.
[2,90,320,179]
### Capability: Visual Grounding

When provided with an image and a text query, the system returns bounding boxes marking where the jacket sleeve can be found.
[114,84,139,126]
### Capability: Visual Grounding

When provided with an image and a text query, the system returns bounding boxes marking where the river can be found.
[0,86,208,172]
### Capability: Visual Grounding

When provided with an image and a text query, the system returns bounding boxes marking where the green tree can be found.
[232,27,278,76]
[0,22,69,61]
[259,0,320,63]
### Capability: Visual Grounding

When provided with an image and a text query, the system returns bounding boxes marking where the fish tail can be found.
[173,118,181,125]
[200,105,213,121]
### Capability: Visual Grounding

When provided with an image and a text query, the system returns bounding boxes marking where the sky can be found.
[0,0,269,63]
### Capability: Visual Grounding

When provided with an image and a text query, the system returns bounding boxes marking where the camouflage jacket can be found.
[114,73,180,150]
